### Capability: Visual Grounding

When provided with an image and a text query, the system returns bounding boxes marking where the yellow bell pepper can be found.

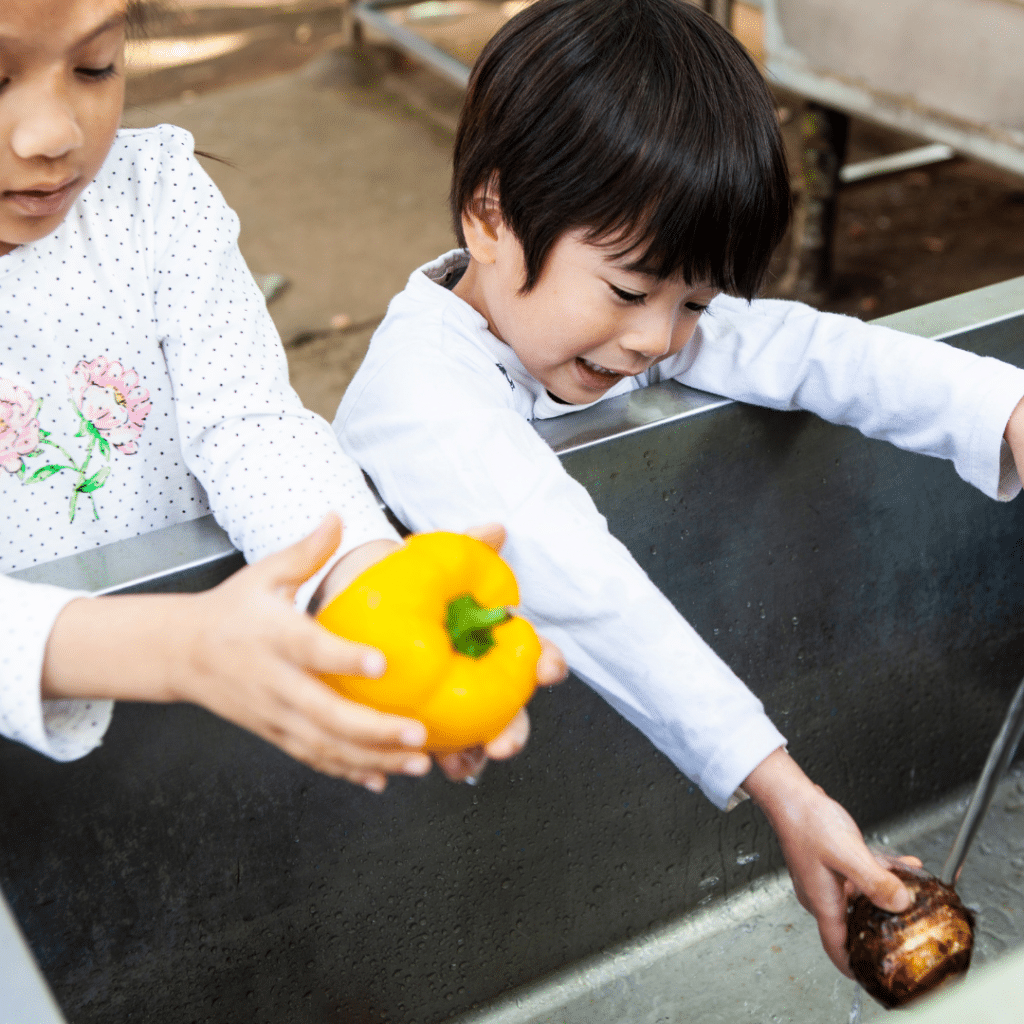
[316,532,541,754]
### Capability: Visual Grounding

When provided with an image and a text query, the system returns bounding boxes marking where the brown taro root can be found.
[846,863,975,1009]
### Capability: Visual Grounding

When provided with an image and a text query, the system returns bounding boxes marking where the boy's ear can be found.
[460,180,504,264]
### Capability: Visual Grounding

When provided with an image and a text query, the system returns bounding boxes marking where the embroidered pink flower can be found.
[0,378,41,474]
[68,356,151,454]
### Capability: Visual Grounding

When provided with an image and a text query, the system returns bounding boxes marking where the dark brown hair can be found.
[451,0,791,298]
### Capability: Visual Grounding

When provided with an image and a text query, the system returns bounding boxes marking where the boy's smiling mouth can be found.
[574,355,633,389]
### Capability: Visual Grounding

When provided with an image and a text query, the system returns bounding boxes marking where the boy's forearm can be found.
[740,746,815,820]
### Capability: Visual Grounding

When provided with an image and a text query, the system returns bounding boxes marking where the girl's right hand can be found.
[43,515,564,792]
[42,517,433,791]
[177,515,435,790]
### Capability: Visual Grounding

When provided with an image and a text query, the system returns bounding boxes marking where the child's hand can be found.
[742,748,915,976]
[314,520,567,786]
[43,516,434,791]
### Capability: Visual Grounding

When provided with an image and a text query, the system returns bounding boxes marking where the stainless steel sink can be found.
[3,276,1024,1023]
[451,769,1024,1023]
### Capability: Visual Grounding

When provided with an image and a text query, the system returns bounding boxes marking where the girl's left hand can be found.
[742,748,915,976]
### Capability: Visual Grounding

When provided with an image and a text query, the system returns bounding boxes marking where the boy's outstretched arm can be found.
[742,747,914,976]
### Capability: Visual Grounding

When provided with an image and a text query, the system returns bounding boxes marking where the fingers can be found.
[485,708,530,759]
[295,615,390,680]
[248,673,433,786]
[847,856,914,914]
[287,671,428,751]
[463,522,507,552]
[251,513,343,596]
[536,636,568,686]
[817,913,855,978]
[438,746,488,782]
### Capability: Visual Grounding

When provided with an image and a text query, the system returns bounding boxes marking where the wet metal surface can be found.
[450,769,1024,1023]
[2,278,1024,1022]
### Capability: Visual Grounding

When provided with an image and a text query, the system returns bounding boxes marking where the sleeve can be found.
[147,127,399,604]
[0,577,112,760]
[671,296,1024,501]
[336,349,785,810]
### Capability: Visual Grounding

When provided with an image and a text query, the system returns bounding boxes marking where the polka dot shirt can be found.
[0,125,398,761]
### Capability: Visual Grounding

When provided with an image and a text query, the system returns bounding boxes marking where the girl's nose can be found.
[10,89,84,162]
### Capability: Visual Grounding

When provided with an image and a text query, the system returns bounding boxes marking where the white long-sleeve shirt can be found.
[0,125,398,762]
[335,249,1024,810]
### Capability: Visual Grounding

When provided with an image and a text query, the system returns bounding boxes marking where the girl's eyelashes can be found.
[685,301,709,313]
[609,284,647,304]
[76,64,118,81]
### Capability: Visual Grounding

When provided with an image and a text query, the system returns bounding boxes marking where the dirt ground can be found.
[123,1,1024,419]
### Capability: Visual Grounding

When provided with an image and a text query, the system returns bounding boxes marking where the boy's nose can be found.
[10,88,84,162]
[620,317,678,361]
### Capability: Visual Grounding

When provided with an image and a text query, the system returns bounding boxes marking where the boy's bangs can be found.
[454,0,791,300]
[580,145,790,297]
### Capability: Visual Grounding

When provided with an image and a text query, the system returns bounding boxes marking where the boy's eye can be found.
[685,301,709,313]
[610,284,646,304]
[77,64,117,81]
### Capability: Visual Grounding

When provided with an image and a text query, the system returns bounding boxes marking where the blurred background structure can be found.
[122,0,1024,418]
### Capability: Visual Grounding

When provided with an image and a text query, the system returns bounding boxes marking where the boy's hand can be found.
[742,748,914,976]
[317,519,567,786]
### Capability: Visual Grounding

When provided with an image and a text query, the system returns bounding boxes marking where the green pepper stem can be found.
[446,593,510,658]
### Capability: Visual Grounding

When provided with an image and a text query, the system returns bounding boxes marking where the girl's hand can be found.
[742,748,915,976]
[43,516,434,791]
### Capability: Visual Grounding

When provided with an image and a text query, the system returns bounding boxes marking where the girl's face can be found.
[0,0,126,257]
[455,214,719,406]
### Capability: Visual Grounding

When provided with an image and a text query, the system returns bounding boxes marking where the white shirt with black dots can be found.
[335,249,1024,811]
[0,124,399,762]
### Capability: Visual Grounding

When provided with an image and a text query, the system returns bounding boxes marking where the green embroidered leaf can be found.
[39,428,50,438]
[78,466,111,493]
[69,491,78,522]
[98,436,111,460]
[23,448,43,458]
[28,464,67,483]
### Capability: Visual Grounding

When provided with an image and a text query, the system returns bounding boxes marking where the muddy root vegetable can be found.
[846,863,975,1009]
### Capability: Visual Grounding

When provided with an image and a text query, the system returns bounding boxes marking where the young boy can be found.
[334,0,1024,973]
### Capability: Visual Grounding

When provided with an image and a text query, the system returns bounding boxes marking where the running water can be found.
[848,987,863,1024]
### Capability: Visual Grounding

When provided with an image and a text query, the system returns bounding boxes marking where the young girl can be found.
[334,0,1024,974]
[0,0,562,792]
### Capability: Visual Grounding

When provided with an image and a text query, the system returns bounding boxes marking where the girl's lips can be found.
[3,178,80,218]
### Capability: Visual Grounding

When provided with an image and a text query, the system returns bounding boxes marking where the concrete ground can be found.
[125,41,460,420]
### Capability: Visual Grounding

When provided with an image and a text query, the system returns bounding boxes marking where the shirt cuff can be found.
[0,582,113,761]
[700,717,787,811]
[967,361,1024,501]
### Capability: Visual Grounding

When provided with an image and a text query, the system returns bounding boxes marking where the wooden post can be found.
[793,101,849,301]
